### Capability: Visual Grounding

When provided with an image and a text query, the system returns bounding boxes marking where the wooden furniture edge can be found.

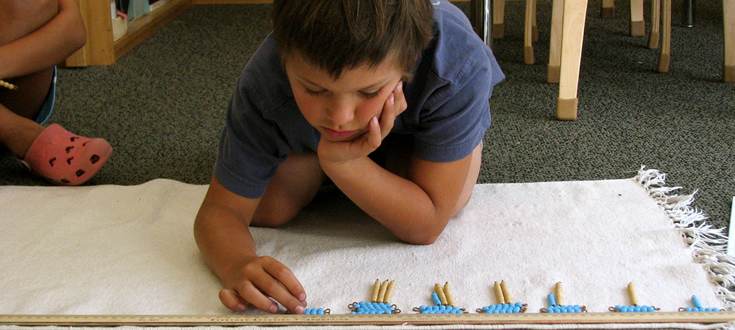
[114,0,193,62]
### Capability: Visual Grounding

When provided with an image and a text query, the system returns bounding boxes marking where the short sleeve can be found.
[411,46,500,163]
[214,82,287,199]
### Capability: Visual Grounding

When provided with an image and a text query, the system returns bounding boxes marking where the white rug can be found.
[0,168,733,324]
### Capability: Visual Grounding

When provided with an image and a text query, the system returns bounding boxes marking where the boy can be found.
[194,0,504,314]
[0,0,112,186]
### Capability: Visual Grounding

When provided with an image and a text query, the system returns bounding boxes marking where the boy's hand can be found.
[318,81,407,165]
[218,256,307,314]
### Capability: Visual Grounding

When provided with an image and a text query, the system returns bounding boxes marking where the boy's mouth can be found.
[321,127,360,141]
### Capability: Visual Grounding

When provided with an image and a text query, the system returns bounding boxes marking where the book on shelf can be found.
[115,0,130,15]
[110,0,117,19]
[149,0,172,12]
[115,0,167,21]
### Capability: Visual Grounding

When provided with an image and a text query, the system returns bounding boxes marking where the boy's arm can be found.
[318,85,474,245]
[321,149,472,245]
[0,0,86,79]
[194,175,306,314]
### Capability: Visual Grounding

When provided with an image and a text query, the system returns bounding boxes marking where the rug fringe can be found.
[636,166,735,311]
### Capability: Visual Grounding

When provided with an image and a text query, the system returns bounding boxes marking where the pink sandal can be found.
[18,124,112,186]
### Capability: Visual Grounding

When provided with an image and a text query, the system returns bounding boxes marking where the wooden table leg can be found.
[658,0,671,72]
[724,0,735,82]
[547,0,564,83]
[649,0,661,49]
[493,0,506,39]
[524,0,537,64]
[630,0,646,36]
[556,0,588,120]
[601,0,615,17]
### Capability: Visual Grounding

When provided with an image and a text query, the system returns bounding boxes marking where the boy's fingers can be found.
[265,263,307,304]
[378,93,396,139]
[236,280,283,313]
[375,81,404,141]
[219,288,248,312]
[249,276,306,314]
[366,116,382,150]
[394,81,407,115]
[263,260,308,313]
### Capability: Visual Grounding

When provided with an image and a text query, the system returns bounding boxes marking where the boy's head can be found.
[271,0,435,81]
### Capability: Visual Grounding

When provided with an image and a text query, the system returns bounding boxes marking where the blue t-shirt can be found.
[215,0,505,199]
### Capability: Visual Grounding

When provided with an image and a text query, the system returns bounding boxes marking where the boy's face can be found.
[285,54,404,142]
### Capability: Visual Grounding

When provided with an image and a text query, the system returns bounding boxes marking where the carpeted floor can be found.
[1,0,733,230]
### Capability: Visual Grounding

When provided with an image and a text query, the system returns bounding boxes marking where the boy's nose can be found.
[325,97,355,126]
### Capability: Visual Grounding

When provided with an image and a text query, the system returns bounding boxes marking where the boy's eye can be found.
[360,90,381,99]
[305,88,326,96]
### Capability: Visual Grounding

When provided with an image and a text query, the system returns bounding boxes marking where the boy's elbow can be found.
[402,234,440,245]
[396,212,453,245]
[396,226,444,245]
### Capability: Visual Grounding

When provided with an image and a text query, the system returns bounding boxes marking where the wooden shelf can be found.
[65,0,192,66]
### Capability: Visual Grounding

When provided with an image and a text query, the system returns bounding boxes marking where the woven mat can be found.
[0,168,731,328]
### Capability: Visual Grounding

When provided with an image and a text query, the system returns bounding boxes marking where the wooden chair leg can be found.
[658,0,671,72]
[557,0,588,120]
[493,0,506,39]
[648,0,661,49]
[724,0,735,82]
[601,0,615,17]
[532,0,539,42]
[524,0,536,64]
[548,0,563,83]
[630,0,645,36]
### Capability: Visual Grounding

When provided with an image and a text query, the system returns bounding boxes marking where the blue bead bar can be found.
[479,302,524,314]
[350,302,396,314]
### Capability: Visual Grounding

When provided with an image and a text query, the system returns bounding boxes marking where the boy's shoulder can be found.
[426,0,496,85]
[235,34,295,117]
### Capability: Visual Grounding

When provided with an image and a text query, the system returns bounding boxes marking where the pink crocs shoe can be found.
[19,124,112,186]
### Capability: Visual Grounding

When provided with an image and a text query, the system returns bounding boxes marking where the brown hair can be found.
[271,0,435,81]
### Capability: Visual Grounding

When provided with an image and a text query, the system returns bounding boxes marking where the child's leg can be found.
[0,103,45,158]
[1,67,112,186]
[0,68,54,157]
[0,67,54,121]
[251,150,328,227]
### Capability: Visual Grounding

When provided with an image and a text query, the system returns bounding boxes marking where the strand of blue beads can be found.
[613,305,656,312]
[480,302,524,313]
[683,306,722,312]
[303,308,327,315]
[682,296,721,312]
[418,305,464,314]
[350,302,395,314]
[546,305,584,313]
